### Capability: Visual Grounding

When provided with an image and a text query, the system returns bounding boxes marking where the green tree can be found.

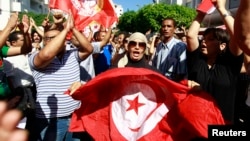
[117,3,196,33]
[116,10,137,33]
[19,12,52,26]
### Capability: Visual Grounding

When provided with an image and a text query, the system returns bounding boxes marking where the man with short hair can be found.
[152,18,187,82]
[28,13,93,141]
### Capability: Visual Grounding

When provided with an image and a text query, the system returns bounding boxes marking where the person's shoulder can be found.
[1,45,9,52]
[173,39,187,49]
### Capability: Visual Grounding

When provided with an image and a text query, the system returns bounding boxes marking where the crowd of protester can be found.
[1,0,250,140]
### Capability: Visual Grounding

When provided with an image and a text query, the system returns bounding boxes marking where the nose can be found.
[201,40,206,46]
[134,43,140,49]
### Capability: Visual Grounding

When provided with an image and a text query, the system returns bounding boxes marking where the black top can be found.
[111,53,159,73]
[187,48,244,123]
[125,55,159,72]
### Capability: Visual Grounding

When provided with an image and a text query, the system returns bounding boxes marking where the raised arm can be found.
[87,26,93,42]
[149,34,158,56]
[214,0,242,56]
[71,23,93,60]
[234,0,250,55]
[7,14,32,56]
[29,17,44,37]
[186,11,206,52]
[100,27,112,48]
[0,12,18,48]
[33,14,72,69]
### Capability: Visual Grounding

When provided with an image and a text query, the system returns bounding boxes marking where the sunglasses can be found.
[129,41,147,48]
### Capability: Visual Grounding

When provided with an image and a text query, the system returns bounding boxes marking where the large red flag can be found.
[49,0,118,30]
[68,68,225,141]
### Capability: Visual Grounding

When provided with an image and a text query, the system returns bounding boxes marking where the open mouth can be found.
[132,51,140,57]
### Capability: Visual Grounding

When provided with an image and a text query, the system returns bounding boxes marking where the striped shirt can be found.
[28,49,81,118]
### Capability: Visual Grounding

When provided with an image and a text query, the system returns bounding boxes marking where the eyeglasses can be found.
[129,41,146,48]
[44,36,56,41]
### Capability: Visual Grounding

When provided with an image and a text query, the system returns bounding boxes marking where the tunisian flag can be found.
[49,0,118,30]
[69,68,225,141]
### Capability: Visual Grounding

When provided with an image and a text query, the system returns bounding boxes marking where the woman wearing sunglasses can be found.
[111,32,158,71]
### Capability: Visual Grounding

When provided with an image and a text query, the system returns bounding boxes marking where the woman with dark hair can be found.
[186,0,243,124]
[31,30,43,52]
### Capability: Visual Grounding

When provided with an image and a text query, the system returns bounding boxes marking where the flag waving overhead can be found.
[69,68,225,141]
[196,0,216,14]
[49,0,118,30]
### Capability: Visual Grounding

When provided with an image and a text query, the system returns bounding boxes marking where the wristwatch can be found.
[223,12,231,18]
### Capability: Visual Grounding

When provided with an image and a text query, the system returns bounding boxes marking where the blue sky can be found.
[113,0,154,12]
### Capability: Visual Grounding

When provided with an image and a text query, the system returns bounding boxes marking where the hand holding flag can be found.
[49,0,118,31]
[69,68,225,141]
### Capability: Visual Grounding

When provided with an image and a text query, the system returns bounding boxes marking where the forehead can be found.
[162,19,174,26]
[118,34,125,38]
[130,39,144,42]
[203,32,215,38]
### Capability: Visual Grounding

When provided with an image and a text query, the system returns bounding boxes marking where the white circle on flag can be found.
[111,82,168,140]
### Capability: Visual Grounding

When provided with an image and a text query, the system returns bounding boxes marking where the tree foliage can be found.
[19,12,52,26]
[116,11,137,32]
[117,3,196,33]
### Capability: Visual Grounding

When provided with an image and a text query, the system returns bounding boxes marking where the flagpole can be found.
[46,8,50,20]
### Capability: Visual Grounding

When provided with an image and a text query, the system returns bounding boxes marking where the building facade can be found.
[0,0,48,29]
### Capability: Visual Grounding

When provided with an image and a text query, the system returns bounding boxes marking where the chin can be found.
[131,58,140,61]
[201,49,207,55]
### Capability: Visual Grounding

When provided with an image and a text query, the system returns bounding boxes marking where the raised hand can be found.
[52,11,64,24]
[41,18,50,28]
[21,14,30,33]
[6,12,18,30]
[29,17,35,27]
[67,81,84,95]
[65,11,74,32]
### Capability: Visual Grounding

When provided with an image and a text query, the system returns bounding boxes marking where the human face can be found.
[12,34,24,47]
[128,40,147,61]
[33,33,41,43]
[161,19,176,42]
[96,31,106,41]
[43,30,60,46]
[118,34,125,45]
[181,36,187,44]
[200,32,221,58]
